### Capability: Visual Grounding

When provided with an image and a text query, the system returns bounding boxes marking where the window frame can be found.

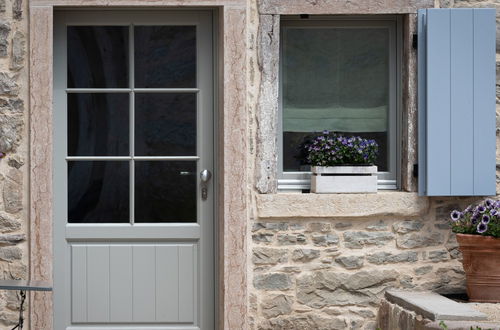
[278,15,402,191]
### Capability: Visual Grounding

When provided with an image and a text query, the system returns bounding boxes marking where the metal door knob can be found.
[200,169,212,183]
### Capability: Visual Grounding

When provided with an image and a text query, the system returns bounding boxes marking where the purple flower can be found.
[471,214,479,225]
[485,199,494,209]
[464,205,473,214]
[450,210,462,222]
[478,205,486,213]
[482,215,491,224]
[477,222,488,234]
[491,209,498,217]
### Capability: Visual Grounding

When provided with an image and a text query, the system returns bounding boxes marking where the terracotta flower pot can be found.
[456,233,500,302]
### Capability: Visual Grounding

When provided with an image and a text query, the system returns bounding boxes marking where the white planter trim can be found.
[311,166,378,194]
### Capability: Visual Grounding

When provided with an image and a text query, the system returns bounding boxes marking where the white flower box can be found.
[311,166,378,194]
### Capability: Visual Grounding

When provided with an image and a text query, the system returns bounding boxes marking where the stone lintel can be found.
[258,0,434,15]
[385,290,488,321]
[256,192,429,218]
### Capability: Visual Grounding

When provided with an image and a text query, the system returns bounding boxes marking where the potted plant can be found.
[304,131,379,193]
[450,200,500,302]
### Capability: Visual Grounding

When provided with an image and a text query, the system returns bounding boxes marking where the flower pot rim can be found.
[456,233,500,240]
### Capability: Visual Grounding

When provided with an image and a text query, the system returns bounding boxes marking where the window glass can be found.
[67,26,129,88]
[135,26,197,88]
[282,27,390,172]
[68,93,129,156]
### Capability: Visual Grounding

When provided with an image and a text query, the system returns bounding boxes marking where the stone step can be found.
[385,290,488,321]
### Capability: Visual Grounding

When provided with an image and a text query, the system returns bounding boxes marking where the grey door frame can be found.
[53,10,216,330]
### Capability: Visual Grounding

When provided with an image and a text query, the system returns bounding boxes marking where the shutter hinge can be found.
[413,164,418,178]
[412,34,418,50]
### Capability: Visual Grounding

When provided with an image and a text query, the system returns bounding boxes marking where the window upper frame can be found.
[277,15,403,192]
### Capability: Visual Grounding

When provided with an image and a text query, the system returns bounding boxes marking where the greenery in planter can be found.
[450,199,500,237]
[303,131,379,166]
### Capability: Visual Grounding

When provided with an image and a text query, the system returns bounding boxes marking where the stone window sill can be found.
[256,191,429,219]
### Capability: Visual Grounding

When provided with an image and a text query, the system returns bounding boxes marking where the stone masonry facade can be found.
[0,0,28,328]
[247,0,500,330]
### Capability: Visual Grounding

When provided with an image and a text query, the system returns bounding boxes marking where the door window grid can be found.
[66,24,200,224]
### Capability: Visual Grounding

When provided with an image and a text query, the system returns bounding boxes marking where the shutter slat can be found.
[473,9,497,195]
[426,9,452,195]
[450,9,474,195]
[418,8,496,196]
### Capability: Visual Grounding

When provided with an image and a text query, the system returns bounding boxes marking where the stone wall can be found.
[247,1,500,330]
[0,0,28,328]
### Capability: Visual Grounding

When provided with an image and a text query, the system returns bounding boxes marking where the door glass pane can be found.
[68,161,129,223]
[135,161,196,223]
[282,28,389,171]
[68,93,129,156]
[135,93,196,156]
[134,26,196,88]
[67,26,129,88]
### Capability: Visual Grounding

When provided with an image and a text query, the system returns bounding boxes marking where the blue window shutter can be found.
[418,8,496,196]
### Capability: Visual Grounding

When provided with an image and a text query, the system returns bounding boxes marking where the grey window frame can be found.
[278,16,402,191]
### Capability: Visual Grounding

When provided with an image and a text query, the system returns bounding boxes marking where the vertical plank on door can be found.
[132,245,156,322]
[71,245,87,323]
[473,9,497,195]
[156,245,179,322]
[86,245,110,322]
[110,245,133,322]
[426,9,451,195]
[178,245,195,322]
[450,9,474,195]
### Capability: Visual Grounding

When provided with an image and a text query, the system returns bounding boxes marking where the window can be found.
[278,17,401,191]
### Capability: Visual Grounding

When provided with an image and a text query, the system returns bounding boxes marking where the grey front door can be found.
[53,11,215,330]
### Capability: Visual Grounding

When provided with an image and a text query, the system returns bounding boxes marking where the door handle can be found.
[200,169,212,201]
[200,169,212,183]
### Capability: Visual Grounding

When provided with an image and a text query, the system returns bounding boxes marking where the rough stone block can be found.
[0,246,21,261]
[393,220,424,234]
[12,0,22,20]
[252,222,288,232]
[0,73,18,96]
[365,221,387,231]
[306,222,331,233]
[297,270,398,308]
[254,273,292,290]
[397,232,444,249]
[2,181,22,214]
[366,251,418,265]
[261,294,293,318]
[311,233,339,247]
[277,233,306,245]
[259,313,347,330]
[0,234,24,246]
[0,98,23,114]
[414,265,433,275]
[0,212,20,233]
[0,21,10,58]
[252,233,274,243]
[253,247,288,265]
[335,255,364,269]
[0,114,23,152]
[343,231,394,249]
[292,248,320,262]
[428,249,450,262]
[10,31,25,71]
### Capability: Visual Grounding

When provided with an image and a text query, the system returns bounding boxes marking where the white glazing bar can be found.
[66,88,132,93]
[133,88,200,93]
[66,88,200,93]
[133,156,200,161]
[130,24,135,225]
[65,156,200,161]
[66,156,132,161]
